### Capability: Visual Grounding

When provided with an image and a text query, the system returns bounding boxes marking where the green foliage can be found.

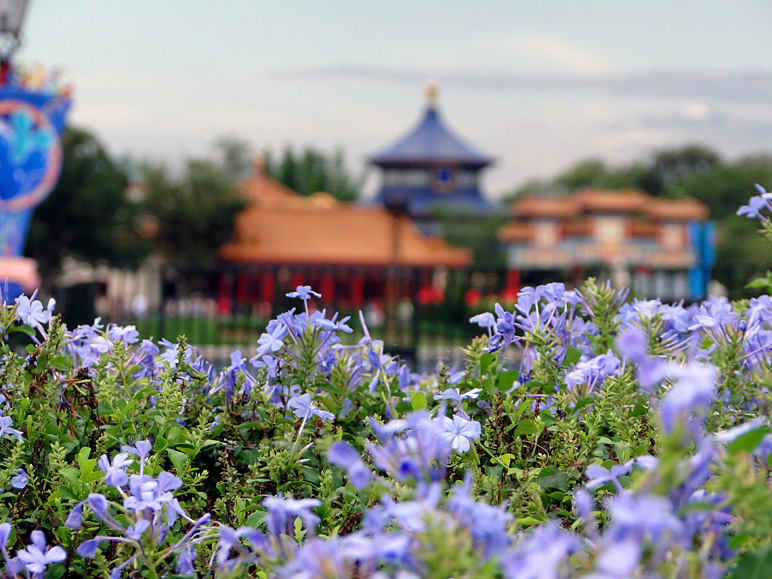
[26,126,152,281]
[140,153,247,267]
[263,146,365,202]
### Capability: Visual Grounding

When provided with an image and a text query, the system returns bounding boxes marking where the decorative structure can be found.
[218,160,471,313]
[369,84,494,231]
[498,189,714,301]
[0,0,71,293]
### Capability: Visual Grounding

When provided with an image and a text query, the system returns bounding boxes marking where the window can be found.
[534,221,559,246]
[661,223,684,249]
[594,216,625,244]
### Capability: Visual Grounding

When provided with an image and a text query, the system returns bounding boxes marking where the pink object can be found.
[0,257,40,293]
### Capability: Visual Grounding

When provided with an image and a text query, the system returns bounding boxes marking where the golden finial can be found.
[426,81,438,109]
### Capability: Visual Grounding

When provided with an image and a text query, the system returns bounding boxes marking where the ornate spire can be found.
[426,80,438,110]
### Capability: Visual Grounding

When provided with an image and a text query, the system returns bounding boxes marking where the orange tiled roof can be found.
[497,222,533,243]
[220,167,471,268]
[512,188,707,221]
[513,196,578,218]
[573,188,651,212]
[645,198,709,221]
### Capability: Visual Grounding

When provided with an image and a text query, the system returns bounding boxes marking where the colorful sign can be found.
[0,83,70,257]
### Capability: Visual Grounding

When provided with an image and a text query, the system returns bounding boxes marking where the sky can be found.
[17,1,772,198]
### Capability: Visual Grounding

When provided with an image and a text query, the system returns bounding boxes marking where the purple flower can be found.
[0,415,23,442]
[15,293,50,327]
[10,469,28,490]
[288,393,334,421]
[98,452,133,488]
[660,362,717,437]
[737,194,769,219]
[500,521,580,579]
[585,461,633,491]
[263,496,321,537]
[327,442,371,490]
[65,502,84,530]
[438,414,481,453]
[469,312,496,328]
[15,530,66,576]
[256,325,288,356]
[121,440,153,462]
[76,538,101,559]
[286,285,321,300]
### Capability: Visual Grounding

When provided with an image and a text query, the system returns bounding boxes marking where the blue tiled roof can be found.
[370,107,494,168]
[373,186,495,217]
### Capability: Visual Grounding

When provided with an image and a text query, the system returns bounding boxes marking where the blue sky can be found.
[18,1,772,197]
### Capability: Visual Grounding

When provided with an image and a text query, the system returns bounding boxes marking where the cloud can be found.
[269,65,772,104]
[489,33,615,74]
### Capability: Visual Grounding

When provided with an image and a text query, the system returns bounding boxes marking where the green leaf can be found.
[9,324,35,337]
[726,544,772,579]
[727,425,770,456]
[498,453,516,468]
[411,391,427,411]
[480,352,496,374]
[167,448,189,473]
[513,419,538,437]
[564,347,582,366]
[497,370,519,392]
[539,410,556,426]
[537,465,569,490]
[746,277,772,289]
[572,397,594,414]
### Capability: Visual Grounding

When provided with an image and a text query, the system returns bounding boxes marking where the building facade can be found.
[498,189,714,301]
[369,84,495,234]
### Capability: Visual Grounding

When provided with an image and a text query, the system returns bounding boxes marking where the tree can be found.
[213,135,254,183]
[140,154,247,268]
[264,146,365,202]
[25,126,152,284]
[644,144,721,197]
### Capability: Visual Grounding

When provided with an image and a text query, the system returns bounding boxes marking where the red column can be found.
[321,272,335,304]
[352,273,365,308]
[261,272,275,303]
[506,269,521,294]
[236,272,248,305]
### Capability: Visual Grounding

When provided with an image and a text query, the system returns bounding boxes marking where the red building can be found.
[498,189,713,300]
[218,160,471,313]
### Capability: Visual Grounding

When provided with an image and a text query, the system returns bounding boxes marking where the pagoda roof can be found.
[510,188,709,221]
[219,161,471,268]
[369,85,494,169]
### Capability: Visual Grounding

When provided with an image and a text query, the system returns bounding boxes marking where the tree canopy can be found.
[25,126,152,284]
[139,145,247,268]
[263,145,365,202]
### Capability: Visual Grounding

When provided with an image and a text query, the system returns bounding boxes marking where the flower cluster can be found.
[0,187,771,578]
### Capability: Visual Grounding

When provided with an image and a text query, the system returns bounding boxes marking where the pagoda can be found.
[369,84,494,228]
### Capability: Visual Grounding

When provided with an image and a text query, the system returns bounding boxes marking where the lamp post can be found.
[384,192,407,346]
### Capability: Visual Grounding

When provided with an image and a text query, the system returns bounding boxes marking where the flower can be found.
[0,414,23,442]
[256,325,288,357]
[438,414,481,453]
[327,442,371,489]
[737,193,769,219]
[469,312,496,328]
[98,452,133,488]
[14,530,66,576]
[263,496,321,537]
[10,469,28,490]
[286,285,321,300]
[288,393,335,421]
[15,293,50,327]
